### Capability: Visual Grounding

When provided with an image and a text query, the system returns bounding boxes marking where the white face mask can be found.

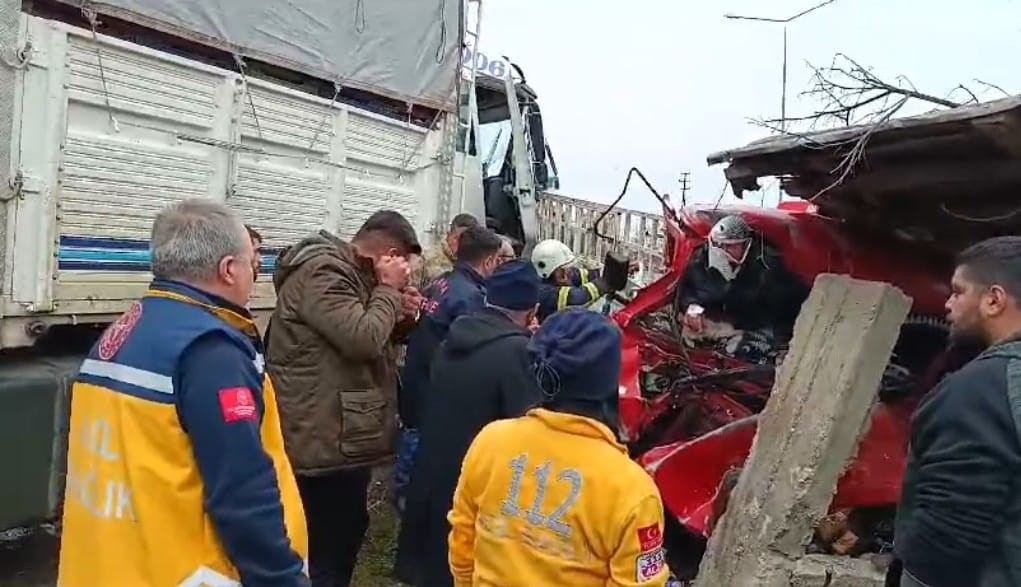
[707,244,740,282]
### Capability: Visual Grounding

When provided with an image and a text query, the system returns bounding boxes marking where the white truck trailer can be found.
[0,0,575,530]
[0,0,665,532]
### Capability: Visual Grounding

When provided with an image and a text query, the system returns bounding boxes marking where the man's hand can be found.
[527,315,540,334]
[401,287,425,319]
[680,304,705,333]
[628,258,641,276]
[377,255,410,289]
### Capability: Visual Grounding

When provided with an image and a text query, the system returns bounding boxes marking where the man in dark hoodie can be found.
[394,259,544,587]
[447,308,669,587]
[265,211,423,587]
[392,226,504,512]
[890,236,1021,587]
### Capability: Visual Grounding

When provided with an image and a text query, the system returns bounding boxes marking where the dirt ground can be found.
[0,490,404,587]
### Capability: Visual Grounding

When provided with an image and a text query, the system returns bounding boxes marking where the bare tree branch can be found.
[974,78,1011,98]
[745,53,1006,203]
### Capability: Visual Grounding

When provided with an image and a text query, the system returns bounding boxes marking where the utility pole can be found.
[678,171,691,206]
[724,0,839,207]
[724,0,840,133]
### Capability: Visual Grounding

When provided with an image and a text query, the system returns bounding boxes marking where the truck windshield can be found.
[480,120,511,178]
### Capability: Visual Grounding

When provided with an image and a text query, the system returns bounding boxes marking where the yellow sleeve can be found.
[447,430,485,586]
[608,494,670,587]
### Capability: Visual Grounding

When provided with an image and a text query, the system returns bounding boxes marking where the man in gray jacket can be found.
[891,236,1021,587]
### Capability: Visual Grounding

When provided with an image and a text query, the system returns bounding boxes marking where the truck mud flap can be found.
[0,353,84,530]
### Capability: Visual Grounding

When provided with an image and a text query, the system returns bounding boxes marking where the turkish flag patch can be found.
[218,387,258,423]
[637,524,663,553]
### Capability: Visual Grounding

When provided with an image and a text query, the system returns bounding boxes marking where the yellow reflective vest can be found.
[57,282,308,587]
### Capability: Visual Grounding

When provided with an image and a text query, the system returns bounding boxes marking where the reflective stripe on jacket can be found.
[57,280,308,587]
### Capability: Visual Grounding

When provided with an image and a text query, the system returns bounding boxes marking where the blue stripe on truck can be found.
[57,235,281,272]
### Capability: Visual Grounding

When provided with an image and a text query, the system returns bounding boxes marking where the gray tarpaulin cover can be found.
[63,0,463,110]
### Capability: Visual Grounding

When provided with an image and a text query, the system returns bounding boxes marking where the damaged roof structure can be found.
[707,95,1021,254]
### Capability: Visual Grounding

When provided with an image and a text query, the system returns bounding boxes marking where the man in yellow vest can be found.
[448,308,670,587]
[57,198,309,587]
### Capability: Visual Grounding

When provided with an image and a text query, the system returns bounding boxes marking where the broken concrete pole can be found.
[792,555,886,587]
[693,274,911,587]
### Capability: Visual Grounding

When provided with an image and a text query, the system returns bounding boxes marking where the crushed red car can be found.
[612,96,1021,578]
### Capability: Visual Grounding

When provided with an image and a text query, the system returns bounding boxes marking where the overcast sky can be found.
[475,0,1020,212]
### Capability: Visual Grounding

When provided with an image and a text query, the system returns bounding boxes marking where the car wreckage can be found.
[611,95,1021,579]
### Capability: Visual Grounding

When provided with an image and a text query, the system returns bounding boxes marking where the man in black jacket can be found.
[891,236,1021,587]
[675,214,808,357]
[394,259,543,587]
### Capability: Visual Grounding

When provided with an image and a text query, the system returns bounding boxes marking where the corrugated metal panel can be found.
[59,134,214,239]
[59,29,222,241]
[339,111,424,241]
[66,34,219,129]
[338,178,417,239]
[231,161,329,247]
[346,111,423,168]
[241,86,333,153]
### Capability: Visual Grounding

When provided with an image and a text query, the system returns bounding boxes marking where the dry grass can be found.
[350,465,406,587]
[351,502,403,587]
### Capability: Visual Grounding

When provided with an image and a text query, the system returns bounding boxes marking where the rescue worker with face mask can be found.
[675,214,809,349]
[532,239,632,323]
[58,199,308,587]
[448,308,670,587]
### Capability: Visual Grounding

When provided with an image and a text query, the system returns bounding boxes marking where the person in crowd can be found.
[399,226,505,434]
[448,308,670,587]
[265,211,423,587]
[498,235,517,264]
[397,259,543,587]
[391,226,504,527]
[674,214,808,349]
[889,236,1021,587]
[420,213,480,288]
[531,238,636,323]
[57,199,308,587]
[246,224,263,280]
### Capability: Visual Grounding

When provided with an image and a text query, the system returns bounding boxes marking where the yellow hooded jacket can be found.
[449,408,669,587]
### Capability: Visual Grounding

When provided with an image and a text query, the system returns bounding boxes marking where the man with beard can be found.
[396,259,543,587]
[448,309,669,587]
[889,236,1021,587]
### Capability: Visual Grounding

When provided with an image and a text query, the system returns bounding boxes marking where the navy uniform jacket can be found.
[399,263,486,428]
[56,279,307,587]
[537,267,605,323]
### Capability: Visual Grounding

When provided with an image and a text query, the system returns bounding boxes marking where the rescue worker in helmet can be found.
[675,214,809,355]
[532,239,636,323]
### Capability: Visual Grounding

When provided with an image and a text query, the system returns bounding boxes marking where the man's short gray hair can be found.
[151,198,248,282]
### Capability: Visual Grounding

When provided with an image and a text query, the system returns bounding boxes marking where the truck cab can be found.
[460,65,558,253]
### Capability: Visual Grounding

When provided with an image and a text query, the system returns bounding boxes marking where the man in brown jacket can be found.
[265,210,423,587]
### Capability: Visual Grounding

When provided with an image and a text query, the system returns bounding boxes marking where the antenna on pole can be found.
[678,171,691,207]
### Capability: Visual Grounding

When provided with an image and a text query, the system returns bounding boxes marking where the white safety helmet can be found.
[531,239,576,279]
[707,214,753,282]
